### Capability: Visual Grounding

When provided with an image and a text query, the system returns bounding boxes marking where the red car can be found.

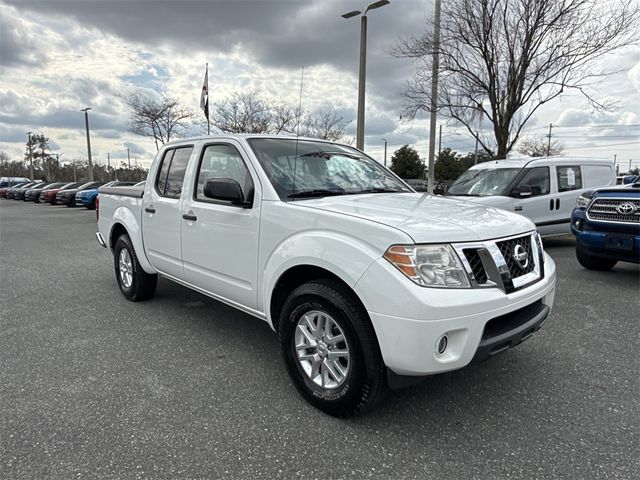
[1,182,30,198]
[40,182,82,204]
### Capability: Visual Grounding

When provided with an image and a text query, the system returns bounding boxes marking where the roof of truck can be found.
[164,134,354,148]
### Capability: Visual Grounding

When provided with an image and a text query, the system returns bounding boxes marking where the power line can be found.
[566,141,640,149]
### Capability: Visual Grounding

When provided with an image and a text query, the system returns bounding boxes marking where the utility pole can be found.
[382,138,387,166]
[54,153,62,181]
[427,0,441,193]
[474,131,479,165]
[81,108,94,181]
[127,148,131,169]
[546,123,554,156]
[438,124,442,157]
[73,159,77,182]
[107,153,111,180]
[629,159,632,173]
[26,132,34,180]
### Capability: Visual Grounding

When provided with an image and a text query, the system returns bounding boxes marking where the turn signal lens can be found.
[384,244,470,288]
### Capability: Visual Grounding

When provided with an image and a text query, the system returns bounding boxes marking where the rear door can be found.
[141,146,194,279]
[181,141,261,309]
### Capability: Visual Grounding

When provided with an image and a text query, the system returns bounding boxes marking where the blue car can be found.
[571,181,640,270]
[75,181,135,209]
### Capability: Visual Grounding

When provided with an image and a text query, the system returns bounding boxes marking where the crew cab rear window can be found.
[155,147,193,198]
[556,166,582,192]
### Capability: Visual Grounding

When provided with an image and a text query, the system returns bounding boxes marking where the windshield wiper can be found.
[297,151,363,160]
[353,188,406,194]
[287,189,347,199]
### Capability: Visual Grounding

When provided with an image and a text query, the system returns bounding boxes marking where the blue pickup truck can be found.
[571,182,640,270]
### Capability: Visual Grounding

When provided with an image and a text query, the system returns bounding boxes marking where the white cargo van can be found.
[447,157,615,236]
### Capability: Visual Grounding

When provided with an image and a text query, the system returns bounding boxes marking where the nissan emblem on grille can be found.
[616,202,636,215]
[513,244,529,269]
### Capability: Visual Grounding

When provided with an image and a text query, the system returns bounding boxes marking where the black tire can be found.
[278,279,387,417]
[113,234,157,301]
[576,243,617,271]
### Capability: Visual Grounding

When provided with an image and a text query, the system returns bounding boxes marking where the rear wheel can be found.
[114,234,157,301]
[576,243,617,271]
[278,279,387,417]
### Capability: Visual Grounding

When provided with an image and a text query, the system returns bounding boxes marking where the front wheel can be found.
[113,234,157,301]
[576,243,617,271]
[278,279,387,417]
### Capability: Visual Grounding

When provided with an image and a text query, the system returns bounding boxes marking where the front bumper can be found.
[354,253,556,376]
[571,210,640,263]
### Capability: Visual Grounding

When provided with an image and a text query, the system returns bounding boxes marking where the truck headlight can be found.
[575,191,594,209]
[384,244,470,288]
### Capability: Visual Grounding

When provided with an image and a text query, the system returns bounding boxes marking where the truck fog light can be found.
[436,335,448,355]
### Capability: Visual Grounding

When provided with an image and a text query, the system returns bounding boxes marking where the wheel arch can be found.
[108,213,156,274]
[269,264,368,333]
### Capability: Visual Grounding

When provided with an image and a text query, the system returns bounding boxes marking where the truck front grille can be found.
[453,232,543,294]
[587,198,640,224]
[463,249,488,284]
[496,235,535,278]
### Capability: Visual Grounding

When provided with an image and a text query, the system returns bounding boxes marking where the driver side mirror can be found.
[511,185,532,198]
[203,178,251,207]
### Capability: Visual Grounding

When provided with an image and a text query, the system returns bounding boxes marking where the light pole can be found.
[426,0,441,193]
[382,138,388,166]
[26,132,34,180]
[80,108,94,181]
[342,0,390,151]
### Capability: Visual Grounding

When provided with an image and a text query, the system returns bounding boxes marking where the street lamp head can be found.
[366,0,390,13]
[80,107,91,112]
[341,10,361,18]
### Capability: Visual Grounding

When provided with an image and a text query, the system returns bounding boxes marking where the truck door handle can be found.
[145,207,156,214]
[549,199,554,210]
[182,214,197,222]
[556,198,560,210]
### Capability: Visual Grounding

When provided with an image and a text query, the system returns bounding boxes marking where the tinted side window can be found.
[164,147,193,198]
[556,166,582,192]
[516,167,550,196]
[155,149,174,195]
[195,144,254,204]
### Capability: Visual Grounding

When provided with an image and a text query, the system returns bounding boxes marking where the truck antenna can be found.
[292,66,304,201]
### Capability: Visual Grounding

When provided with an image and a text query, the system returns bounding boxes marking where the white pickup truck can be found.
[97,135,556,416]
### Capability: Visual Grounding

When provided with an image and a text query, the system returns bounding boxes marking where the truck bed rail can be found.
[98,186,144,198]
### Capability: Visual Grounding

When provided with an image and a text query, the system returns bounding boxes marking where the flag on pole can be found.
[200,63,210,134]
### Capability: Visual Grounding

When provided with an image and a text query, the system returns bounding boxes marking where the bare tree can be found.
[300,107,351,141]
[123,93,192,151]
[393,0,639,158]
[211,91,351,141]
[211,92,272,134]
[517,136,565,157]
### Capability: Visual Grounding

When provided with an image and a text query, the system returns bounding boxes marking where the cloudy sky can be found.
[1,0,639,171]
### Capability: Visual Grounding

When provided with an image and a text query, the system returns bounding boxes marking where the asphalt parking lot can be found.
[1,200,638,480]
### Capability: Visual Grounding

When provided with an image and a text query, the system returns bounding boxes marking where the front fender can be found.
[110,206,156,274]
[261,230,384,327]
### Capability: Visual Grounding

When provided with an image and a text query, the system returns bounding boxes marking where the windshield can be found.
[448,168,521,196]
[247,138,410,200]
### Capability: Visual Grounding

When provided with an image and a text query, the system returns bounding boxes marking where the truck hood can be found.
[296,193,534,243]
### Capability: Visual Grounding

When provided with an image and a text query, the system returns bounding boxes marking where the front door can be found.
[510,166,553,234]
[141,146,194,279]
[181,142,261,310]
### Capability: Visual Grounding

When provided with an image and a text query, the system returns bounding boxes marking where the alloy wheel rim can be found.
[294,310,350,389]
[118,248,133,288]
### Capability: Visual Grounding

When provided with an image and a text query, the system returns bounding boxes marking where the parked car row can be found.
[0,180,144,208]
